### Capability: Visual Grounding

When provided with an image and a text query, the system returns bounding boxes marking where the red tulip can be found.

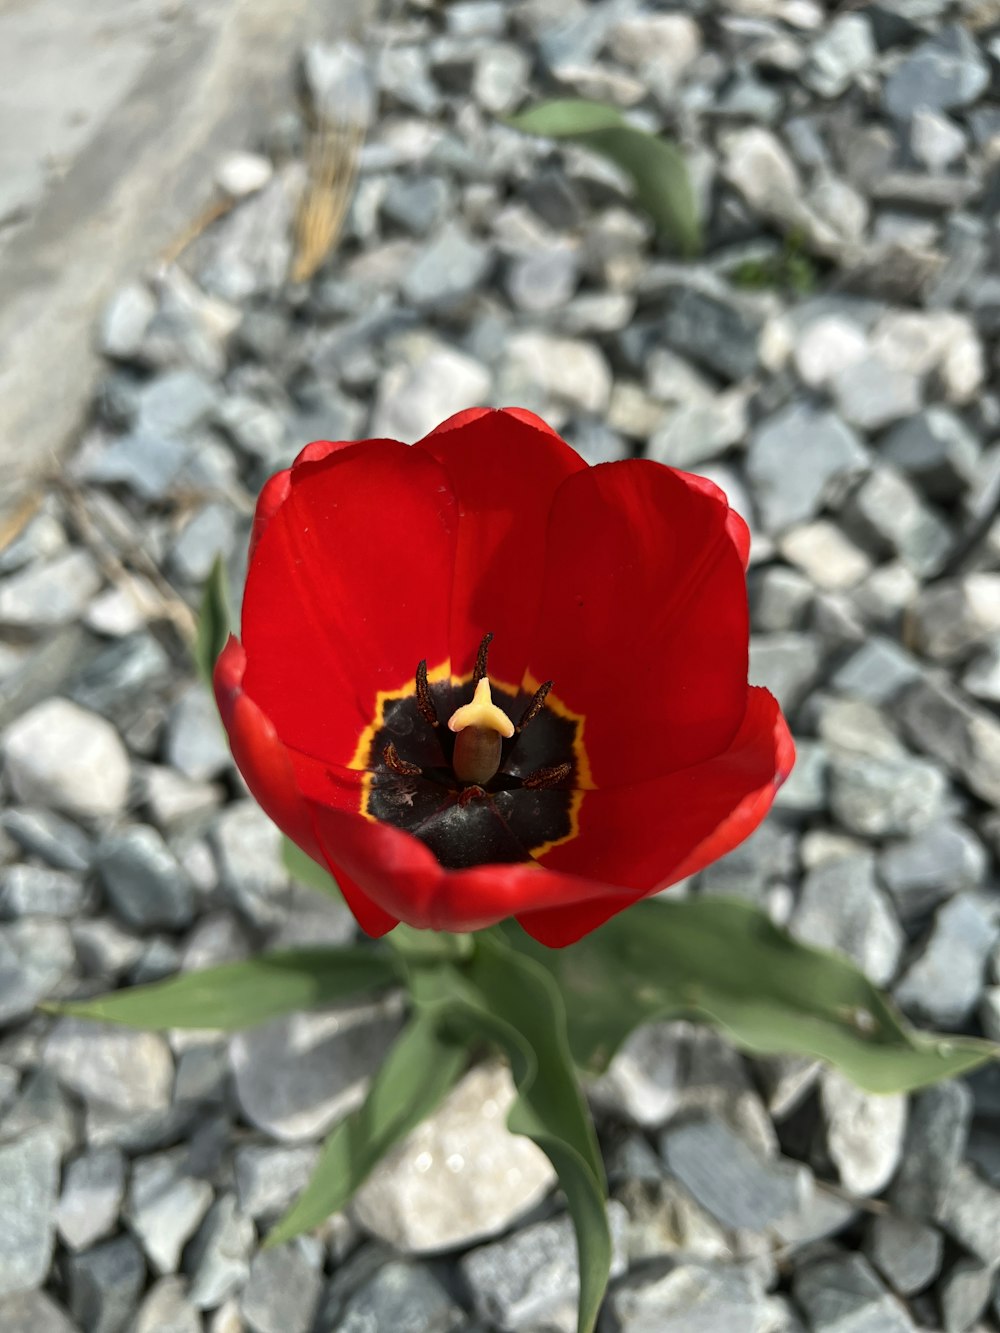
[214,408,794,947]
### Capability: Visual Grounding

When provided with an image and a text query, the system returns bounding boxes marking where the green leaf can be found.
[41,948,399,1031]
[385,922,474,965]
[193,554,233,686]
[281,837,343,902]
[412,936,611,1333]
[507,99,700,256]
[266,1008,469,1246]
[509,898,999,1095]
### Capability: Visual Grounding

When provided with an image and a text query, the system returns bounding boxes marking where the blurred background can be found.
[1,1,1000,1330]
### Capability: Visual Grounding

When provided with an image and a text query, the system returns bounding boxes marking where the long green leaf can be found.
[507,99,700,256]
[193,554,233,686]
[510,898,998,1095]
[41,948,398,1031]
[412,937,611,1333]
[281,836,343,901]
[266,1008,469,1246]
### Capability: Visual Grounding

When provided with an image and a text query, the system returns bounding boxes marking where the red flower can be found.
[214,408,794,947]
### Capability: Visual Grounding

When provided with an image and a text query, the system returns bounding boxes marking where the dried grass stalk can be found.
[290,115,364,285]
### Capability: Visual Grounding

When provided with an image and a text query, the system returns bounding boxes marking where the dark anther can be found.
[517,680,553,733]
[522,762,572,790]
[383,743,422,777]
[472,631,494,685]
[457,784,487,806]
[415,660,439,728]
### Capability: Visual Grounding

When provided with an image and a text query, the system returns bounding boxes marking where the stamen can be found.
[472,631,494,685]
[522,762,572,790]
[457,784,487,806]
[516,680,553,733]
[415,660,439,728]
[383,743,422,777]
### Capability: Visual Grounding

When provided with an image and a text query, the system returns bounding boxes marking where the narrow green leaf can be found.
[41,948,398,1031]
[509,898,999,1095]
[281,836,343,901]
[385,922,474,965]
[193,554,233,687]
[412,937,611,1333]
[266,1009,469,1246]
[507,98,700,256]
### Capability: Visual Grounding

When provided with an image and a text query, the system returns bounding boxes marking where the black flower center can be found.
[361,634,583,869]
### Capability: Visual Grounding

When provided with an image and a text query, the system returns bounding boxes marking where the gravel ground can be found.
[2,1,1000,1330]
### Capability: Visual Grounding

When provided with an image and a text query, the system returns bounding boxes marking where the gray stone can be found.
[748,633,823,715]
[880,408,980,501]
[231,998,403,1142]
[891,1081,972,1220]
[746,404,868,533]
[99,282,156,360]
[352,1061,556,1253]
[815,696,902,762]
[0,550,102,629]
[338,1260,465,1333]
[378,45,440,117]
[370,335,491,442]
[186,1193,254,1310]
[659,284,762,384]
[140,765,223,833]
[791,853,904,987]
[132,1281,199,1333]
[806,15,877,98]
[1,698,130,820]
[97,825,194,931]
[506,243,580,314]
[213,800,289,930]
[772,746,828,819]
[56,1147,126,1252]
[750,567,813,633]
[587,1021,686,1129]
[0,1131,59,1297]
[868,1213,943,1299]
[0,919,76,1024]
[301,39,373,127]
[460,1205,627,1331]
[939,1257,992,1333]
[169,504,237,585]
[792,1253,916,1333]
[240,1241,322,1333]
[0,1290,79,1333]
[831,357,922,433]
[166,683,232,783]
[135,369,218,438]
[473,43,532,115]
[842,466,952,576]
[80,431,191,500]
[70,632,171,727]
[831,637,922,704]
[381,174,450,237]
[66,1235,146,1333]
[829,751,949,838]
[607,1260,771,1333]
[216,396,286,465]
[820,1069,907,1197]
[884,25,990,121]
[500,331,611,416]
[894,895,999,1028]
[44,1018,174,1118]
[698,821,798,901]
[898,676,1000,807]
[936,1162,1000,1266]
[963,638,1000,704]
[0,1070,77,1159]
[234,1145,319,1222]
[912,576,1000,664]
[2,806,94,872]
[126,1149,213,1275]
[0,863,84,919]
[658,1115,809,1231]
[401,222,491,312]
[880,820,987,918]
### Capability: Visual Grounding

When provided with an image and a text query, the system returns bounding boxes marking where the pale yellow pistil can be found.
[448,677,514,786]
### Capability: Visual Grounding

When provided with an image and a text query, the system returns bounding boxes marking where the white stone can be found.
[1,698,130,820]
[371,336,491,442]
[821,1070,907,1196]
[608,14,701,89]
[910,109,966,173]
[500,331,612,417]
[352,1061,556,1253]
[779,521,872,590]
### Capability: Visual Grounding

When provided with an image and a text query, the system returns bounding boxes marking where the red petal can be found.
[214,636,398,937]
[415,409,586,686]
[673,468,751,570]
[306,800,638,933]
[241,440,458,769]
[527,459,750,787]
[249,440,361,561]
[519,688,794,946]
